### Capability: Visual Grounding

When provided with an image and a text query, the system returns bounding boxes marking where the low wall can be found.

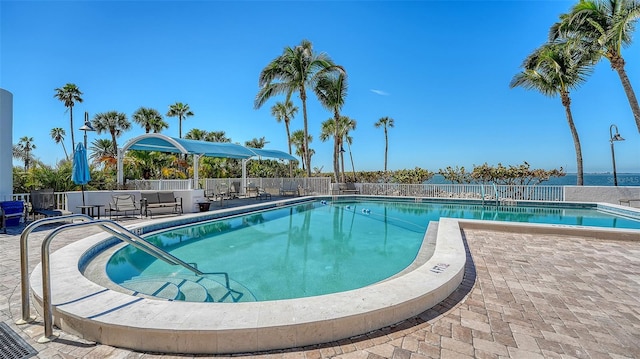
[564,186,640,205]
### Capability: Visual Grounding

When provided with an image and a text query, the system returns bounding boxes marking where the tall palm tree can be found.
[271,100,298,177]
[550,0,640,132]
[374,117,395,172]
[50,127,69,160]
[166,102,194,138]
[291,129,312,172]
[319,115,356,182]
[92,111,131,156]
[54,83,83,155]
[510,41,594,185]
[13,136,36,170]
[255,39,344,176]
[339,116,357,182]
[132,107,167,133]
[315,72,348,182]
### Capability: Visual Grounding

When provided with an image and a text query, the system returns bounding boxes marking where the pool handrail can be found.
[18,214,94,325]
[37,219,209,342]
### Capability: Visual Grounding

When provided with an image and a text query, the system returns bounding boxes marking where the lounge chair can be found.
[29,188,71,220]
[106,194,140,220]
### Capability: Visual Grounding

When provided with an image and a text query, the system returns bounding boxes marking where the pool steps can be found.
[121,274,255,302]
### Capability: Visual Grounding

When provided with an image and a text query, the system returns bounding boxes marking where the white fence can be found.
[19,183,627,209]
[202,177,332,196]
[358,183,565,202]
[127,179,193,191]
[11,192,68,210]
[119,178,566,201]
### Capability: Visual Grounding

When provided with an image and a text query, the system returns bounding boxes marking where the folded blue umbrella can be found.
[72,142,91,205]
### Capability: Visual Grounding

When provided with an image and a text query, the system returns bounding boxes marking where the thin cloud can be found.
[370,89,390,96]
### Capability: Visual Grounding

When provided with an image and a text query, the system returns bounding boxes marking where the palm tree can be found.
[54,83,83,155]
[92,111,131,156]
[374,117,395,172]
[550,0,640,133]
[255,39,344,176]
[245,137,269,149]
[510,41,594,185]
[13,136,36,170]
[339,116,357,182]
[315,72,348,182]
[204,131,231,142]
[132,107,167,133]
[185,128,209,141]
[50,127,69,160]
[166,102,194,138]
[291,129,312,172]
[320,116,356,182]
[271,100,298,177]
[89,138,117,168]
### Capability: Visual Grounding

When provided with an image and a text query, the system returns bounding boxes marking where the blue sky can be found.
[2,0,639,174]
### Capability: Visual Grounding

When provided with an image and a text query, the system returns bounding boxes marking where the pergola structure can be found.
[117,134,296,189]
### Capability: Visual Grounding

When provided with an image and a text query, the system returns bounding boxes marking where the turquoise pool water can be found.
[106,200,640,302]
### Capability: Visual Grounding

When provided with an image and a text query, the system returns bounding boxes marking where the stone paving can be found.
[1,218,639,359]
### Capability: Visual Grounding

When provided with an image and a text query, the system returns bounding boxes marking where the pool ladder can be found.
[16,215,239,343]
[480,183,499,207]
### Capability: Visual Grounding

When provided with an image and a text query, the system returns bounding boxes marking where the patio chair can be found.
[107,194,140,220]
[279,181,299,197]
[29,188,71,220]
[229,181,241,198]
[205,188,226,206]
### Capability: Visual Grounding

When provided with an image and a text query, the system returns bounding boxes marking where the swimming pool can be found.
[35,196,639,354]
[105,199,640,303]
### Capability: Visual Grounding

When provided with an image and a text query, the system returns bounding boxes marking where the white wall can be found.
[0,89,13,201]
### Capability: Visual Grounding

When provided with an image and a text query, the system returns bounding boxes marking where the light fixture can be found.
[79,111,95,149]
[609,124,624,186]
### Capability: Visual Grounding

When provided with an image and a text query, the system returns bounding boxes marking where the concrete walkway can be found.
[1,218,639,358]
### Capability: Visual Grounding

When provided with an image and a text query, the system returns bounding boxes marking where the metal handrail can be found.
[38,219,207,341]
[17,214,94,325]
[16,215,205,342]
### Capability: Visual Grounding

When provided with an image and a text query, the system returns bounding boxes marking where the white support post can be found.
[193,154,200,189]
[117,148,124,188]
[241,159,247,196]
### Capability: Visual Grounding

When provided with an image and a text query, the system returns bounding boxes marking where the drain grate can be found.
[0,323,37,359]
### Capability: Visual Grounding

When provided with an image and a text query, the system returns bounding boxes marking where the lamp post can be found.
[609,124,624,186]
[79,111,95,149]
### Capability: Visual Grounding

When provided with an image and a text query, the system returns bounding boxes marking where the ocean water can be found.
[425,173,640,186]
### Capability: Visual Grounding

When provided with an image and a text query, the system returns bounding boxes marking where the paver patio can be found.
[1,217,638,358]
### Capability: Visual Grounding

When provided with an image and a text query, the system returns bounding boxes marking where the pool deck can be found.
[1,201,639,358]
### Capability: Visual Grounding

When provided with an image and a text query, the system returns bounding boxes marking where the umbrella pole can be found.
[82,185,86,206]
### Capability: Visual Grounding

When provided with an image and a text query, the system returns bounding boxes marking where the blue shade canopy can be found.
[72,143,91,185]
[128,136,256,159]
[124,134,297,161]
[246,148,297,161]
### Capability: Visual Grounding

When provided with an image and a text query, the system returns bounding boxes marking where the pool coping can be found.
[28,197,640,354]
